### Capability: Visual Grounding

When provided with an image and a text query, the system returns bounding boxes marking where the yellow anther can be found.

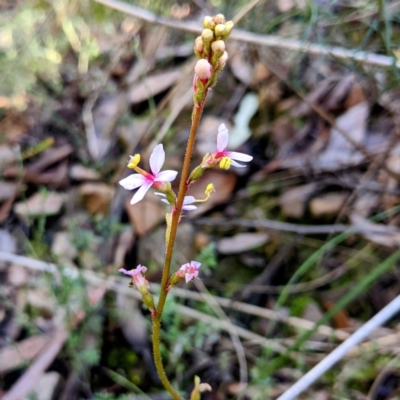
[205,183,215,196]
[219,156,231,170]
[127,154,140,169]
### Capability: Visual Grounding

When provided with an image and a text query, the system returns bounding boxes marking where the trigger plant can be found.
[118,14,251,399]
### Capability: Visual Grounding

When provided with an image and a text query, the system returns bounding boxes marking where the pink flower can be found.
[214,124,253,167]
[119,144,178,205]
[119,264,148,288]
[179,261,201,283]
[194,59,212,82]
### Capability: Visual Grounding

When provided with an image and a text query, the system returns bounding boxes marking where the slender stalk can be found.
[157,103,204,315]
[151,318,183,400]
[151,101,205,400]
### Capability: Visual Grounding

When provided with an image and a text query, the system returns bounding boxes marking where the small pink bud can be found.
[195,59,212,82]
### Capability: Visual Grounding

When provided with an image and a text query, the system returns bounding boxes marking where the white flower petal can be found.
[154,192,166,197]
[183,205,197,211]
[130,181,152,204]
[161,199,170,205]
[183,196,196,205]
[217,124,229,152]
[149,144,165,175]
[229,151,253,162]
[119,174,146,190]
[191,261,201,269]
[230,159,246,168]
[155,170,178,182]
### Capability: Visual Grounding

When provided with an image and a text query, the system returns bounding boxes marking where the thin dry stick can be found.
[0,252,348,342]
[93,0,400,69]
[196,217,400,235]
[276,294,400,400]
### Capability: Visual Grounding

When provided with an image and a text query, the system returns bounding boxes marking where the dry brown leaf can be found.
[322,300,351,329]
[14,192,64,218]
[129,69,183,104]
[187,170,237,216]
[124,196,165,236]
[0,181,18,223]
[69,164,100,181]
[51,232,78,262]
[79,183,114,215]
[217,232,269,254]
[0,335,48,373]
[279,183,317,219]
[310,192,348,218]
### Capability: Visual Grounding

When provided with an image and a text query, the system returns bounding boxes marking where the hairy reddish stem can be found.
[151,100,205,400]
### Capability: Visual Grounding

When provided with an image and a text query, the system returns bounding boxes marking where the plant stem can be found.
[151,101,205,400]
[151,317,183,400]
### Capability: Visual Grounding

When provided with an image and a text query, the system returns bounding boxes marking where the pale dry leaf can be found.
[14,192,64,218]
[69,164,100,181]
[217,232,269,254]
[187,170,237,217]
[0,229,16,253]
[0,181,17,202]
[79,183,114,215]
[0,335,48,373]
[310,192,348,218]
[279,183,317,219]
[125,196,165,236]
[51,231,78,262]
[315,101,368,170]
[129,69,183,104]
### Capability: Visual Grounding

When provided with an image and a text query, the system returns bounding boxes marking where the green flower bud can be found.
[203,16,215,30]
[224,21,234,37]
[201,28,214,43]
[211,40,225,56]
[214,24,226,39]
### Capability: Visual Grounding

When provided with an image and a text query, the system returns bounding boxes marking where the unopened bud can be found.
[211,40,225,56]
[214,24,226,38]
[201,28,214,43]
[217,51,228,68]
[195,59,212,81]
[128,154,140,168]
[224,20,234,36]
[194,36,204,57]
[213,14,226,24]
[203,16,215,30]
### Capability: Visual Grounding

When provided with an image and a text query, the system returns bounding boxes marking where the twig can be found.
[196,217,400,235]
[276,294,400,400]
[0,252,349,341]
[93,0,400,69]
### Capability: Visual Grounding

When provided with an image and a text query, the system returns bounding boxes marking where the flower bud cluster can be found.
[193,14,234,106]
